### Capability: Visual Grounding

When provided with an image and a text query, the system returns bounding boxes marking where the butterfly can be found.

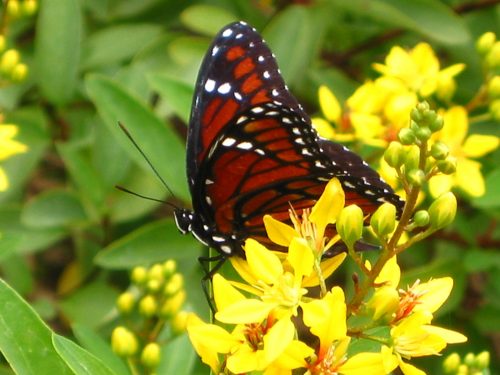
[174,21,404,260]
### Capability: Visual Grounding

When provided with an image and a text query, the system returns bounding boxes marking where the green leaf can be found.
[81,23,163,70]
[59,281,119,328]
[473,168,500,209]
[157,334,196,375]
[263,6,320,86]
[96,219,200,269]
[85,74,189,201]
[148,74,193,124]
[72,324,130,375]
[0,233,20,262]
[334,0,470,45]
[35,0,81,104]
[180,5,236,36]
[0,279,72,374]
[53,334,116,375]
[21,189,88,229]
[464,248,500,272]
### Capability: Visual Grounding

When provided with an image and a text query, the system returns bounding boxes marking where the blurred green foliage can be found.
[0,0,498,374]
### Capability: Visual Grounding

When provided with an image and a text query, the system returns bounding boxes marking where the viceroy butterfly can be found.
[174,21,404,258]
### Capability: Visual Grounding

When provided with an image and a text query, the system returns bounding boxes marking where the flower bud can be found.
[0,49,20,74]
[428,192,457,230]
[443,352,461,373]
[116,292,135,314]
[488,75,500,98]
[111,327,138,357]
[403,145,420,171]
[430,141,449,160]
[421,109,438,127]
[416,101,430,113]
[457,364,468,375]
[413,210,430,227]
[475,351,490,369]
[0,36,5,53]
[398,128,416,145]
[139,295,158,317]
[147,278,162,293]
[163,259,176,276]
[414,126,432,142]
[489,99,500,121]
[171,311,189,334]
[476,32,496,55]
[410,107,422,122]
[160,290,186,317]
[21,0,38,16]
[486,41,500,67]
[131,266,147,285]
[148,264,164,282]
[141,342,161,368]
[407,169,425,186]
[428,115,444,132]
[11,63,27,82]
[336,205,363,249]
[370,203,396,238]
[7,0,20,18]
[437,157,457,175]
[367,286,399,321]
[164,273,183,296]
[384,141,404,168]
[464,352,475,367]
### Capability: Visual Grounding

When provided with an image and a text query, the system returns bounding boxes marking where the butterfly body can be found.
[174,21,404,257]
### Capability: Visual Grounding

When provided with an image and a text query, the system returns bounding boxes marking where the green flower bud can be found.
[475,351,490,369]
[413,210,430,227]
[0,49,20,74]
[410,107,422,122]
[11,63,27,82]
[421,109,438,127]
[437,157,457,175]
[407,169,425,186]
[398,128,416,145]
[21,0,38,16]
[147,278,162,293]
[488,75,500,98]
[116,292,135,314]
[160,290,186,317]
[171,311,189,334]
[464,352,475,367]
[457,364,468,375]
[163,259,176,277]
[7,0,20,18]
[409,119,420,132]
[139,295,158,317]
[384,141,404,168]
[111,327,138,357]
[141,342,161,368]
[476,32,496,55]
[336,205,363,249]
[443,352,461,373]
[403,145,421,171]
[431,141,449,160]
[428,192,457,230]
[131,266,148,285]
[370,203,396,238]
[164,273,183,296]
[416,101,430,113]
[414,126,432,142]
[148,264,164,282]
[489,99,500,121]
[428,115,444,132]
[486,41,500,67]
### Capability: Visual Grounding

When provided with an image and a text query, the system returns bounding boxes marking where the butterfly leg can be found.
[199,253,227,314]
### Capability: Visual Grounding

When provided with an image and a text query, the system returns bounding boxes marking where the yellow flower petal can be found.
[429,174,453,197]
[312,117,336,139]
[413,277,452,313]
[213,274,246,312]
[319,85,341,123]
[341,352,388,375]
[441,106,468,148]
[375,255,400,287]
[423,325,467,344]
[230,256,260,286]
[227,345,265,373]
[215,298,275,324]
[302,252,346,287]
[288,237,314,280]
[456,158,485,197]
[462,134,499,158]
[264,214,298,247]
[245,238,283,284]
[310,178,345,237]
[272,340,313,370]
[399,359,426,375]
[263,318,295,363]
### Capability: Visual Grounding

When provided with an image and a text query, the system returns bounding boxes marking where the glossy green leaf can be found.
[148,74,193,124]
[85,74,189,201]
[180,5,236,36]
[35,0,81,104]
[53,334,116,375]
[96,219,200,269]
[21,189,87,229]
[0,279,72,374]
[72,324,130,375]
[81,24,163,69]
[59,281,119,328]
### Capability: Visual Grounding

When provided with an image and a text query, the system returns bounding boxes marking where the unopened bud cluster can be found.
[443,351,490,375]
[5,0,38,18]
[112,260,188,373]
[475,32,500,120]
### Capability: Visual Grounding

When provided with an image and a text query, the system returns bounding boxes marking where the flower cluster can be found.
[187,177,467,374]
[313,36,499,198]
[111,260,189,374]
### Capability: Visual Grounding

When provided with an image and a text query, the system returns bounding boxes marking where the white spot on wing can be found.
[218,82,231,94]
[234,92,242,100]
[237,116,247,124]
[205,79,216,92]
[222,138,236,147]
[251,107,264,113]
[212,46,219,56]
[237,142,253,150]
[222,28,233,37]
[263,71,271,79]
[272,89,279,96]
[258,55,265,62]
[235,33,243,39]
[343,181,355,189]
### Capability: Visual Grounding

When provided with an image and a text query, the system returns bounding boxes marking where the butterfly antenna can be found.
[118,122,177,199]
[115,185,178,210]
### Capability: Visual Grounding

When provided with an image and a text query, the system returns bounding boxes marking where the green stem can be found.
[314,258,327,297]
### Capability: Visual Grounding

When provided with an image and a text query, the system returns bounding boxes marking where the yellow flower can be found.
[373,43,465,99]
[0,124,27,191]
[429,106,499,197]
